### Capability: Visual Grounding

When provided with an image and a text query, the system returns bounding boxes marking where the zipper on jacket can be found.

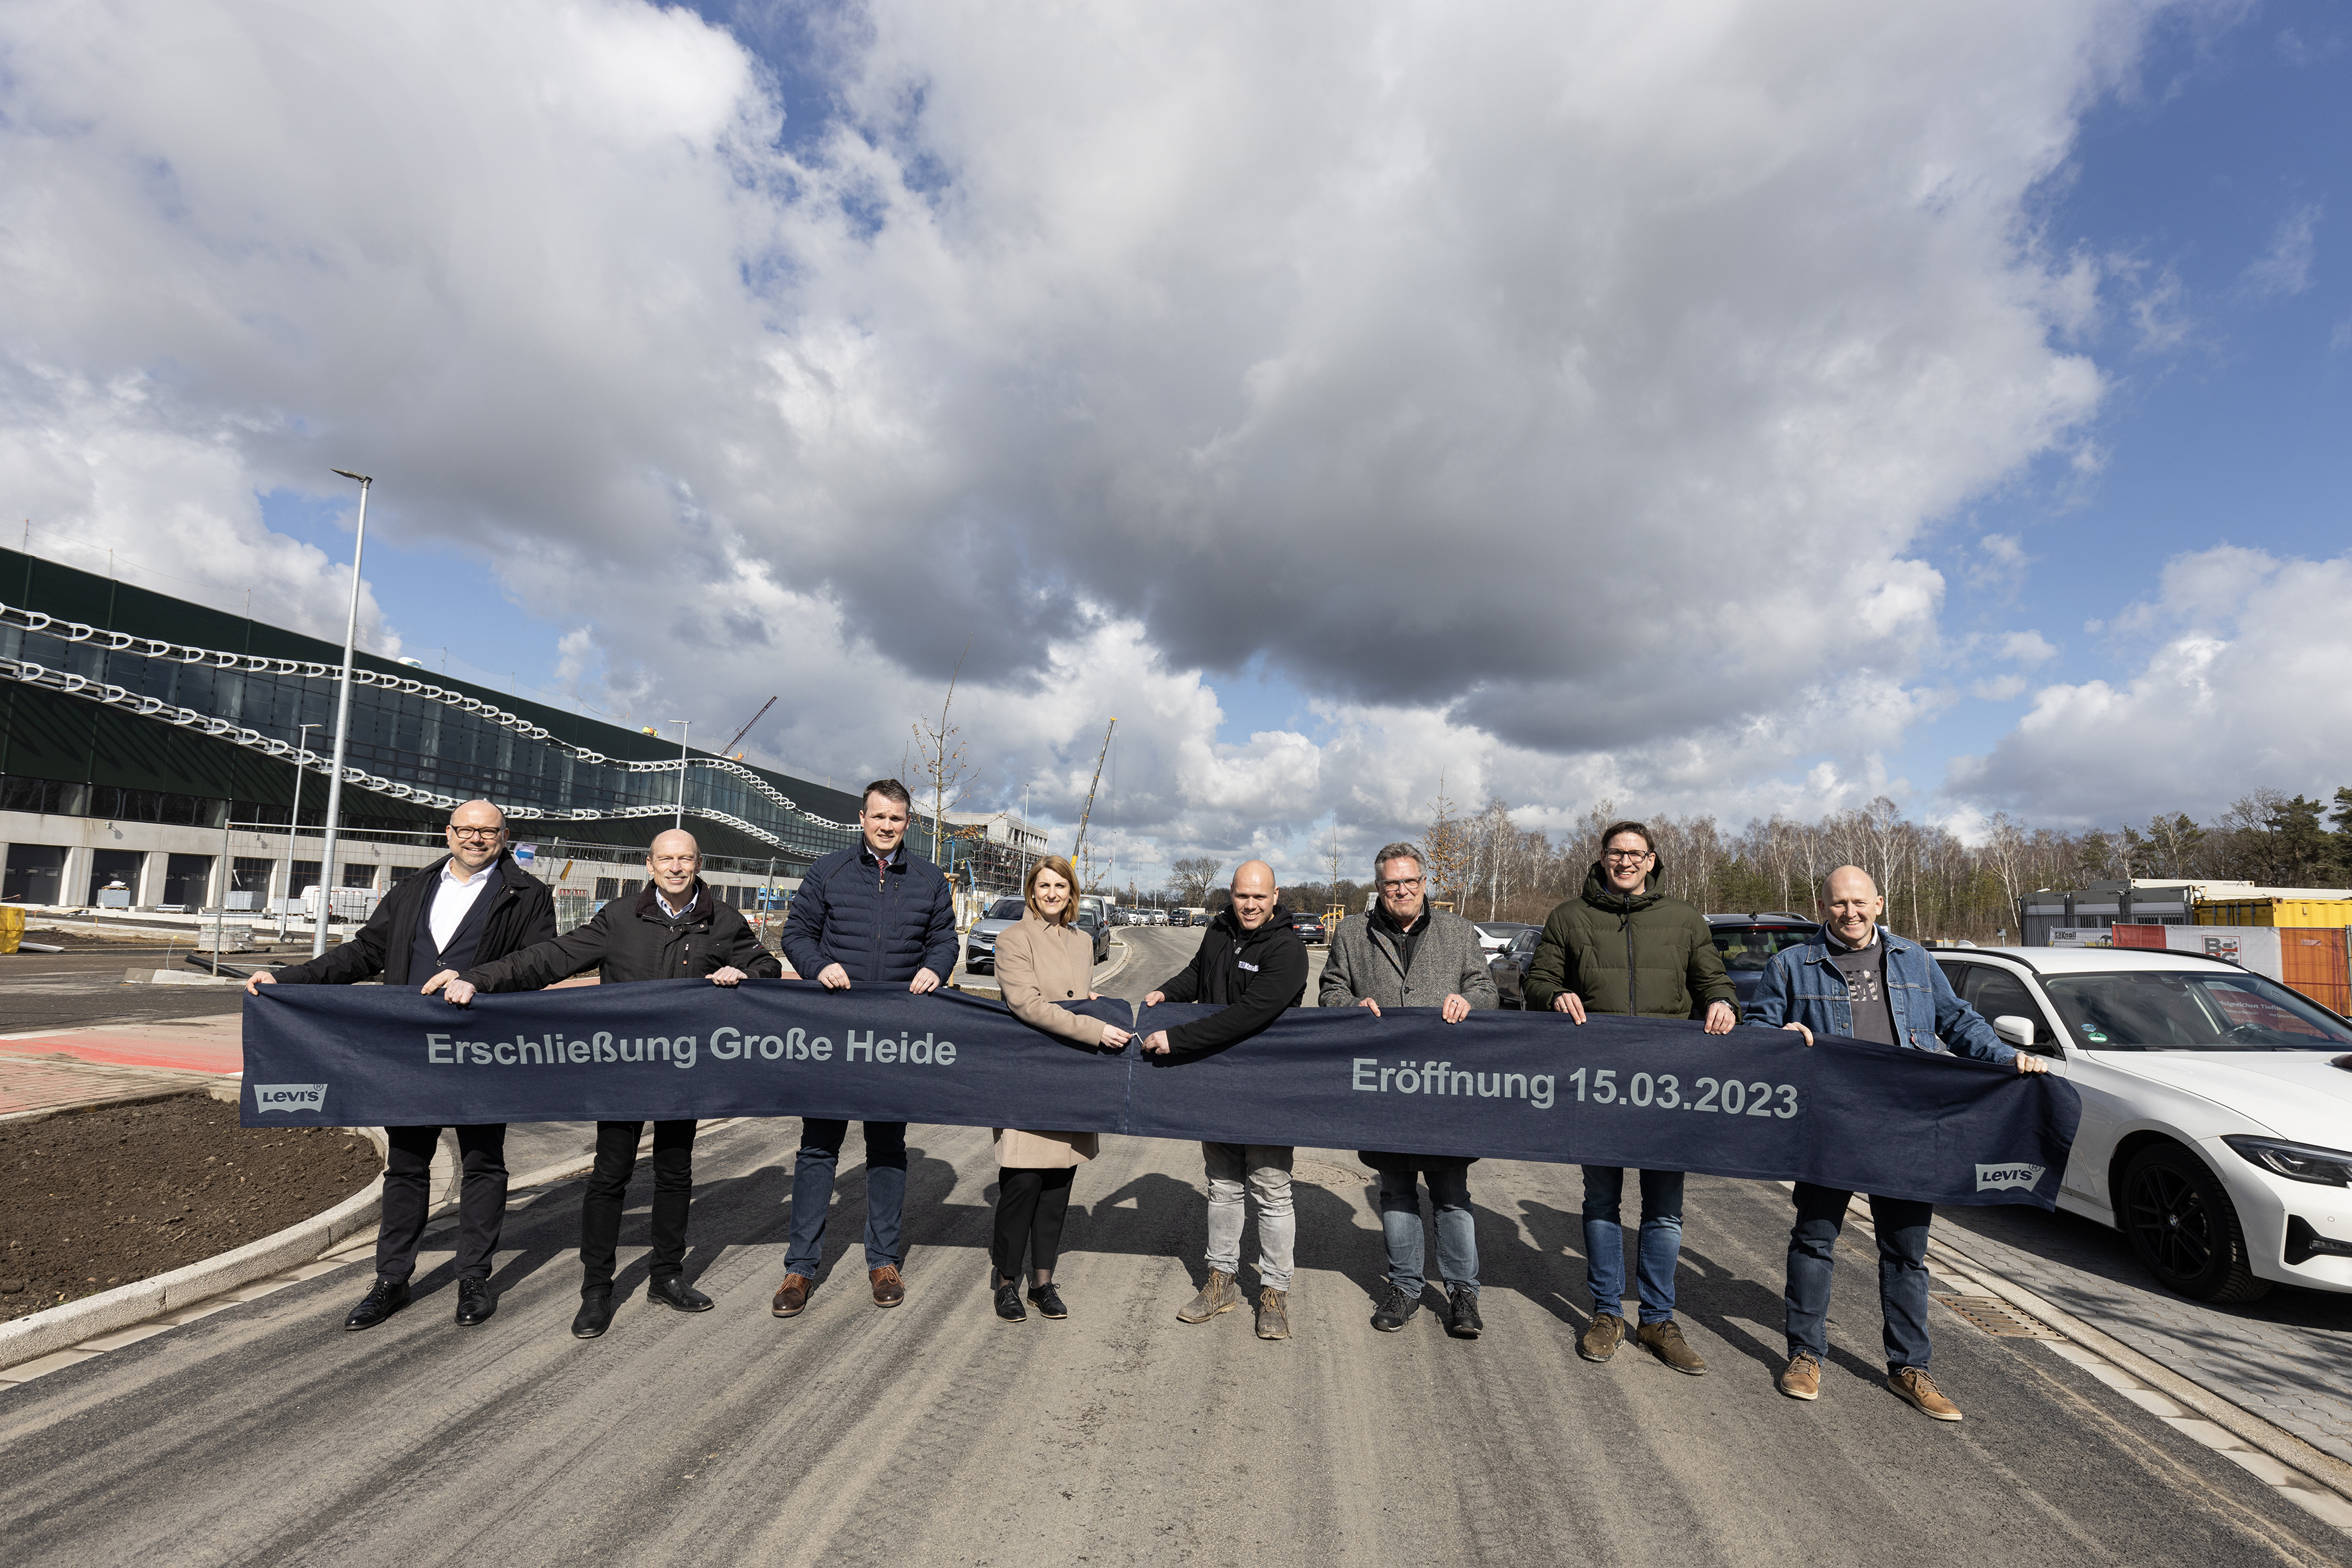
[1622,894,1638,1016]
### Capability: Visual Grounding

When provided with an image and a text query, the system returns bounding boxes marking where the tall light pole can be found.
[670,719,691,829]
[311,469,371,958]
[279,720,321,939]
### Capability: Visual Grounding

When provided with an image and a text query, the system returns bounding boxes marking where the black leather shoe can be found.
[572,1290,615,1339]
[1371,1283,1419,1333]
[455,1279,497,1327]
[647,1276,714,1313]
[1027,1282,1067,1320]
[994,1278,1026,1322]
[344,1277,410,1332]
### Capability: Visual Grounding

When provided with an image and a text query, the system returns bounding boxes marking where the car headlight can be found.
[2221,1135,2352,1188]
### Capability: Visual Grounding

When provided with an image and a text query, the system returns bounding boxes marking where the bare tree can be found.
[1419,773,1474,907]
[910,647,973,864]
[1167,856,1223,905]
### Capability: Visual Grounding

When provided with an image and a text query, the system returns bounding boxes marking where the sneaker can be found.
[1255,1286,1291,1340]
[993,1277,1026,1322]
[1578,1311,1626,1363]
[1636,1318,1706,1374]
[1445,1285,1482,1340]
[1778,1352,1822,1401]
[1370,1284,1419,1332]
[1177,1268,1241,1323]
[1889,1366,1962,1421]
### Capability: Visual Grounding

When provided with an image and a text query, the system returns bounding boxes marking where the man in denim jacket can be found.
[1748,866,2047,1421]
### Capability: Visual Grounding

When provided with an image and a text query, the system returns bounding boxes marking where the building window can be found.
[230,857,275,911]
[161,854,214,909]
[341,862,379,890]
[87,848,142,905]
[288,861,323,897]
[3,842,67,903]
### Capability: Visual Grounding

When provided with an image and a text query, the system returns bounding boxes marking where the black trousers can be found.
[579,1119,696,1291]
[378,1124,508,1283]
[992,1166,1075,1281]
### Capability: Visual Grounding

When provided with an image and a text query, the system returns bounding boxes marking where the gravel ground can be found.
[0,1094,378,1320]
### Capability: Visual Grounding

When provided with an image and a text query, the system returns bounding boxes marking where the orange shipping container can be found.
[2278,927,2351,1018]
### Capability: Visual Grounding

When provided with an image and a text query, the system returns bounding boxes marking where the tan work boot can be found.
[1636,1318,1707,1375]
[1778,1352,1821,1401]
[1889,1366,1962,1421]
[1255,1287,1291,1341]
[1177,1268,1241,1323]
[1578,1311,1626,1363]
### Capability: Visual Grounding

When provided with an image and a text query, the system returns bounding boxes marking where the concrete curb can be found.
[0,1127,390,1375]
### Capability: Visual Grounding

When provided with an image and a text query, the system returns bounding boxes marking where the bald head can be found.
[647,830,702,898]
[445,798,507,876]
[1819,865,1885,947]
[1229,860,1279,931]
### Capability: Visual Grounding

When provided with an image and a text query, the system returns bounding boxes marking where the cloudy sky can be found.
[3,0,2345,883]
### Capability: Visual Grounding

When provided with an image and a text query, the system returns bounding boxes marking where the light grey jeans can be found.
[1202,1142,1295,1290]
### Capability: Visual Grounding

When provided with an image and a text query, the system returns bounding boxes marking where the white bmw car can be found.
[1932,946,2352,1302]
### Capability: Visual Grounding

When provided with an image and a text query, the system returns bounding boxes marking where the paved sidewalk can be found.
[1938,1201,2352,1468]
[0,1052,226,1121]
[0,1016,244,1075]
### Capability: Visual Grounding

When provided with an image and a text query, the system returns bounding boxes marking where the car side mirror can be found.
[1992,1014,2037,1049]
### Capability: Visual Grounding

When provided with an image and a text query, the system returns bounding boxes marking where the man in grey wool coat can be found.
[1318,842,1498,1340]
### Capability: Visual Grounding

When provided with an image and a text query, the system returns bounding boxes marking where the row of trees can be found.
[1148,785,2352,943]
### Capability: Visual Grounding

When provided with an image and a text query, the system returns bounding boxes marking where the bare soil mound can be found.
[1,1094,378,1322]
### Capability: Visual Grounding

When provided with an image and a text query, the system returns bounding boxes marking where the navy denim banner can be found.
[242,981,2079,1208]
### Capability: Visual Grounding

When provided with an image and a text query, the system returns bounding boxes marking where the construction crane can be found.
[722,695,778,757]
[1069,717,1117,872]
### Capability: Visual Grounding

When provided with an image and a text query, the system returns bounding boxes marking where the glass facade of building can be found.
[0,547,877,871]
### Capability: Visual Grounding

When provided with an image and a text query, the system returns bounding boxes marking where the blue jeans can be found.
[1375,1166,1478,1294]
[1581,1166,1684,1324]
[787,1120,908,1275]
[1784,1182,1934,1373]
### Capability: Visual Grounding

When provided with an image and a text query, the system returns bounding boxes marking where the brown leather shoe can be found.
[1579,1311,1626,1363]
[771,1273,811,1318]
[1778,1352,1821,1401]
[1889,1366,1962,1421]
[869,1264,905,1307]
[1636,1318,1707,1375]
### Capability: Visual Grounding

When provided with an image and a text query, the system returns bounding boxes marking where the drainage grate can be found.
[1291,1159,1372,1188]
[1932,1293,2065,1340]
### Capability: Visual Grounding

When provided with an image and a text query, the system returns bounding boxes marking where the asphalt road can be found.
[1,927,2343,1565]
[0,943,246,1033]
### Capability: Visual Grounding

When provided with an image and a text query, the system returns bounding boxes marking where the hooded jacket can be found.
[270,852,555,988]
[458,880,781,991]
[1521,864,1735,1020]
[1150,903,1310,1058]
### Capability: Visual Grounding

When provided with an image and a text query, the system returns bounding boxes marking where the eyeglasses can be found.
[1377,878,1424,892]
[1603,850,1653,863]
[449,826,504,841]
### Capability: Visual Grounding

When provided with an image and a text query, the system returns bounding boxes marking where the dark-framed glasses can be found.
[449,826,504,842]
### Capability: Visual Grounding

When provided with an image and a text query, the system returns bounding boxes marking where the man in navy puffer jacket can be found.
[771,777,959,1316]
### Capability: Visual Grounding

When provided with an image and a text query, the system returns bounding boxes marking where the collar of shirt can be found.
[860,840,902,871]
[656,886,700,919]
[1826,925,1880,954]
[440,858,493,891]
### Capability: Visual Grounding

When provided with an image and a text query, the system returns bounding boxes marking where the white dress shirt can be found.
[428,859,497,955]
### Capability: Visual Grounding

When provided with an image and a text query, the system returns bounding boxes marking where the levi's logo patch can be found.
[1975,1162,2045,1192]
[253,1083,327,1113]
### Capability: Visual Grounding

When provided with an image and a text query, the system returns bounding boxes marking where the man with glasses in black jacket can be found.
[442,828,780,1339]
[250,799,555,1332]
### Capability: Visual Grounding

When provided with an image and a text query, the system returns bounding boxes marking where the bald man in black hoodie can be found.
[1142,860,1310,1340]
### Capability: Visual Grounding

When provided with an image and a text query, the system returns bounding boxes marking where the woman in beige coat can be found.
[988,855,1129,1322]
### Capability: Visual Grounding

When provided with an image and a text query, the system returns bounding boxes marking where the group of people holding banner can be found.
[254,780,2042,1423]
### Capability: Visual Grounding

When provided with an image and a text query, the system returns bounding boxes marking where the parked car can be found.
[1288,911,1328,945]
[962,896,1030,975]
[1074,907,1112,965]
[1150,908,1168,925]
[1489,926,1543,1008]
[1472,920,1534,957]
[1706,913,1822,1008]
[1931,945,2352,1302]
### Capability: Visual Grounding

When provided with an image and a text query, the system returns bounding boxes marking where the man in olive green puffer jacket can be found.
[1524,821,1737,1378]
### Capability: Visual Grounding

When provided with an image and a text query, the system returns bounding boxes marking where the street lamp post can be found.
[311,469,371,958]
[670,719,691,829]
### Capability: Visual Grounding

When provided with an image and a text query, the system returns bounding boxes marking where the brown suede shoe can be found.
[771,1273,811,1318]
[1176,1268,1241,1323]
[1579,1312,1626,1363]
[869,1264,905,1307]
[1255,1287,1291,1340]
[1778,1352,1821,1401]
[1889,1366,1962,1421]
[1636,1318,1708,1375]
